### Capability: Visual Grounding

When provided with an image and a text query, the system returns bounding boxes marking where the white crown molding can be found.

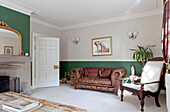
[31,7,162,31]
[0,0,163,31]
[60,59,136,62]
[0,0,35,16]
[61,8,163,30]
[31,15,62,30]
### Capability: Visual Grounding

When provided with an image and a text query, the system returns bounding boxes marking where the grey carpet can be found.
[31,84,168,112]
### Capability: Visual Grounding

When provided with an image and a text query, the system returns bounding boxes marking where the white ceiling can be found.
[1,0,163,29]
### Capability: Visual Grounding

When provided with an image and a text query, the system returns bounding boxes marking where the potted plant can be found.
[130,44,155,66]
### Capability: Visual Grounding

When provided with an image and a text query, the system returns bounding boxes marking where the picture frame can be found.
[92,36,112,56]
[4,46,13,56]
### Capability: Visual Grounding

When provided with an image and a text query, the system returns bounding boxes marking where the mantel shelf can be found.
[0,56,31,63]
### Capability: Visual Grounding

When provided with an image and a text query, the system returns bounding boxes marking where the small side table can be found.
[62,72,70,83]
[124,75,141,84]
[70,75,74,86]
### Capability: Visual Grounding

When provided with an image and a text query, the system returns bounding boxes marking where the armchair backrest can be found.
[140,57,163,92]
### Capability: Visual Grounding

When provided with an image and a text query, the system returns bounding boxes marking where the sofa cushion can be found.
[78,77,111,85]
[100,68,112,78]
[99,68,104,77]
[84,68,99,78]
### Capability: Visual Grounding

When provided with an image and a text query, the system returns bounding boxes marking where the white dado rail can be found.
[0,56,31,95]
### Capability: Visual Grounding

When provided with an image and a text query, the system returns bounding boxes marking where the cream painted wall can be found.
[61,15,163,61]
[31,22,61,37]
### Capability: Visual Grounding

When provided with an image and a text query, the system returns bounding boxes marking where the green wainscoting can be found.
[0,6,30,54]
[60,61,143,79]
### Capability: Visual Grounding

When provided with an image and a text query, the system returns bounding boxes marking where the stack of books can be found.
[2,98,40,112]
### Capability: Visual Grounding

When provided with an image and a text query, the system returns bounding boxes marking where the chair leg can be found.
[140,94,145,112]
[138,95,141,100]
[140,97,145,112]
[121,89,124,101]
[155,95,161,107]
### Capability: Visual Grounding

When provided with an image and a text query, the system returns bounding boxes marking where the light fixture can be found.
[128,32,138,40]
[72,37,80,45]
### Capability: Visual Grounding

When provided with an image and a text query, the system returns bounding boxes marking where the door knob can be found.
[54,65,60,69]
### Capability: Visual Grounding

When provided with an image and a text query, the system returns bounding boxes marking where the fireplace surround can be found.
[0,56,31,95]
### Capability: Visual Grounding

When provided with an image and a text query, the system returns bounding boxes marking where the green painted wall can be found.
[0,6,30,54]
[60,61,143,79]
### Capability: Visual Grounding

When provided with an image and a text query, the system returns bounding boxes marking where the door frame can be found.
[32,32,49,89]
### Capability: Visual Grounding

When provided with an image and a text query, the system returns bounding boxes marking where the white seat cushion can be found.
[123,61,163,93]
[123,83,159,93]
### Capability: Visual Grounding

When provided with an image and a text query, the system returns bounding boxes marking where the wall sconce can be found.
[72,37,80,45]
[128,32,138,40]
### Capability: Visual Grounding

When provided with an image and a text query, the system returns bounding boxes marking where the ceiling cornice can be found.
[31,8,162,31]
[61,8,162,30]
[31,15,62,30]
[0,0,35,16]
[0,0,163,30]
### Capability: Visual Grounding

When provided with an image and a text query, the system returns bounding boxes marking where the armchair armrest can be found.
[135,81,160,85]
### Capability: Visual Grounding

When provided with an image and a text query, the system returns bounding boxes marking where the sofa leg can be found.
[115,90,118,96]
[74,86,77,90]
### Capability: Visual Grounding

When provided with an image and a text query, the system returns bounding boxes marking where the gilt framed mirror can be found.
[0,21,23,56]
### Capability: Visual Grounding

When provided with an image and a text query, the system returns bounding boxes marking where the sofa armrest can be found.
[71,68,84,84]
[110,69,127,87]
[110,69,127,95]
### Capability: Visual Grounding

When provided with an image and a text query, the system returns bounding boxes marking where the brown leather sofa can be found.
[71,67,127,95]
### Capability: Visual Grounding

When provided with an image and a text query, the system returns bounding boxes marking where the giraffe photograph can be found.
[92,36,112,56]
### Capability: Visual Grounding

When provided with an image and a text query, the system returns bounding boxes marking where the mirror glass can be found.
[0,28,19,55]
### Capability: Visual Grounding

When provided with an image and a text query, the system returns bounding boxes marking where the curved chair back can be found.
[140,57,164,92]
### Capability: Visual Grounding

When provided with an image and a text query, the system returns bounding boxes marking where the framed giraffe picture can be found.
[92,36,112,56]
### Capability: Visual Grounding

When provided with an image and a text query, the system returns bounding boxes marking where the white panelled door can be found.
[35,37,59,88]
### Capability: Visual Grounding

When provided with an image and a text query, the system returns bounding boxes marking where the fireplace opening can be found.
[0,76,20,93]
[0,76,9,92]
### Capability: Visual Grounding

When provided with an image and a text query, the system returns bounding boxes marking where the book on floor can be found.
[2,98,39,112]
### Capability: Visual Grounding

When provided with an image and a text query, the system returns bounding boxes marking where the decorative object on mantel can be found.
[72,37,80,45]
[4,46,13,56]
[92,36,112,56]
[25,53,29,56]
[130,44,155,66]
[0,21,24,56]
[128,31,138,40]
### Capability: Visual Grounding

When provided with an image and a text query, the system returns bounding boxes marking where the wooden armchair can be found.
[119,57,164,112]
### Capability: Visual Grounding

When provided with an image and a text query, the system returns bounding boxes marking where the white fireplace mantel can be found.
[0,56,31,62]
[0,56,31,95]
